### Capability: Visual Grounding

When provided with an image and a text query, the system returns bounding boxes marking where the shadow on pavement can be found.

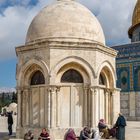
[0,133,16,140]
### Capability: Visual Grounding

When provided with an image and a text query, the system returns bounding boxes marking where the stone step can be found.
[9,139,23,140]
[9,139,116,140]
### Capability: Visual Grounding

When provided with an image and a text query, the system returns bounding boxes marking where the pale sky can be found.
[0,0,137,87]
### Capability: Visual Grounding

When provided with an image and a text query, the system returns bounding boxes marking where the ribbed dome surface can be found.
[128,0,140,38]
[132,0,140,28]
[26,0,105,45]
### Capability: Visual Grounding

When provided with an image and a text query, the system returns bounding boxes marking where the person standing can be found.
[115,113,126,140]
[7,112,13,136]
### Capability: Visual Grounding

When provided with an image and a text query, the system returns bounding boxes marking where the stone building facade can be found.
[112,0,140,121]
[16,0,120,139]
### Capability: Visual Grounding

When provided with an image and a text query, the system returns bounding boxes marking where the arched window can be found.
[134,68,140,90]
[61,69,83,83]
[99,74,106,85]
[120,70,128,91]
[30,70,45,85]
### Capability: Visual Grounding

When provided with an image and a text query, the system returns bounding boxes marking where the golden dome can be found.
[128,0,140,38]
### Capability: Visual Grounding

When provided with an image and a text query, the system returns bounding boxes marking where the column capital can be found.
[47,86,60,93]
[84,85,90,90]
[110,88,121,96]
[104,88,110,93]
[90,87,98,95]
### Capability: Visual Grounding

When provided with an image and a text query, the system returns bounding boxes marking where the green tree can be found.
[1,92,5,105]
[12,92,17,103]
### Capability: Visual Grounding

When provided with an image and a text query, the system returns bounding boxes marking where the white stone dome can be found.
[26,0,105,45]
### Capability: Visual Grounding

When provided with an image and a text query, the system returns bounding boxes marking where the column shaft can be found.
[105,91,109,124]
[47,89,51,128]
[84,87,88,126]
[91,88,96,128]
[17,89,22,128]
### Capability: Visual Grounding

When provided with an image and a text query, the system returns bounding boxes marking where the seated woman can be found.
[64,128,77,140]
[91,129,100,140]
[24,130,34,140]
[40,128,50,140]
[80,126,91,140]
[98,119,110,139]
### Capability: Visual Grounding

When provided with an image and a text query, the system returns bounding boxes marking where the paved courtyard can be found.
[125,121,140,140]
[0,121,140,140]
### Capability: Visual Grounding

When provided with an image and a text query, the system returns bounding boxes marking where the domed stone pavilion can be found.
[16,0,120,139]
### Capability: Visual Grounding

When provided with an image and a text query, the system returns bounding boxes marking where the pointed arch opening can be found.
[30,70,45,85]
[99,73,106,86]
[61,69,83,83]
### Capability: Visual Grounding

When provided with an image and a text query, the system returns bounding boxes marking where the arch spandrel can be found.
[50,56,95,85]
[17,58,49,87]
[56,63,88,84]
[96,61,116,88]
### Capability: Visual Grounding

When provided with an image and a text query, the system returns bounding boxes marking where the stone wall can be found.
[120,92,140,121]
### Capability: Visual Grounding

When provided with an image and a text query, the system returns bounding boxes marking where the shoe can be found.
[8,134,12,136]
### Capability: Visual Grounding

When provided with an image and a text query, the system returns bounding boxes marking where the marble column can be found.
[90,87,97,128]
[16,89,22,134]
[49,86,60,128]
[87,87,91,126]
[111,89,120,124]
[47,87,51,128]
[22,90,26,127]
[111,90,115,124]
[105,89,109,124]
[56,87,60,127]
[83,87,88,126]
[24,88,29,126]
[44,87,48,127]
[95,88,99,126]
[29,88,33,126]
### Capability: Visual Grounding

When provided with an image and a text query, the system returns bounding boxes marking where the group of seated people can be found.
[64,127,100,140]
[98,119,117,139]
[24,119,116,140]
[64,119,117,140]
[24,128,50,140]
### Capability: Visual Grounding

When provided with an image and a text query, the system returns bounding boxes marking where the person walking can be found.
[115,113,126,140]
[7,112,13,136]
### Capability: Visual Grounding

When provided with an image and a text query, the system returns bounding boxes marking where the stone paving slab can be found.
[0,133,16,140]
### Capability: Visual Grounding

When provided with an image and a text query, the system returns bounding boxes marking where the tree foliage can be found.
[0,91,17,112]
